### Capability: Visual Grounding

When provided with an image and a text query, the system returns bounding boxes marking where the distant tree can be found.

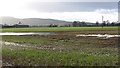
[106,20,110,26]
[101,21,106,28]
[96,21,99,26]
[102,21,106,26]
[49,24,58,27]
[111,22,115,26]
[116,21,120,26]
[18,21,22,24]
[79,21,86,26]
[117,23,120,26]
[72,21,78,27]
[49,24,53,27]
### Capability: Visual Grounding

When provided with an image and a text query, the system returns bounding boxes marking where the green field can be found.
[1,27,119,66]
[1,27,118,31]
[1,26,118,34]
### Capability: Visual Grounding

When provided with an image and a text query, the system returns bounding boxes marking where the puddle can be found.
[1,41,55,50]
[1,41,28,47]
[76,34,120,39]
[0,32,55,36]
[0,32,120,39]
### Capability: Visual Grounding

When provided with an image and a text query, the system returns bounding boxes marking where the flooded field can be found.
[1,27,119,66]
[2,35,119,66]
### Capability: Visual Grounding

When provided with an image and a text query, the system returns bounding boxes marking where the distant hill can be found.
[0,17,72,26]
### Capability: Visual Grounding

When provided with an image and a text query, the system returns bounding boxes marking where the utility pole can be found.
[102,16,104,28]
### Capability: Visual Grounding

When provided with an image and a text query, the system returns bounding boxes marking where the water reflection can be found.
[76,34,120,39]
[0,32,120,39]
[0,32,54,36]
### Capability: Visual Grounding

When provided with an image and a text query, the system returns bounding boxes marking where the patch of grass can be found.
[2,45,118,66]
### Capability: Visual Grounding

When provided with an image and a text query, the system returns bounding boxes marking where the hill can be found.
[0,17,72,26]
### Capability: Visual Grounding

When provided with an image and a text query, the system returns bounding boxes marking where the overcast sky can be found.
[0,0,119,23]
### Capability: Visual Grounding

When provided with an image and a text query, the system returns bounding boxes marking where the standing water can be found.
[0,32,120,39]
[0,32,55,36]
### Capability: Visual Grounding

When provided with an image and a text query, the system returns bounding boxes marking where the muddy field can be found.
[2,34,119,66]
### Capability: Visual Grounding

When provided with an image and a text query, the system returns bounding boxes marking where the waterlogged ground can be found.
[2,35,119,66]
[1,27,119,66]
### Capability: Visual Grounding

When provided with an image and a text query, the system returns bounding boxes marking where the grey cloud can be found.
[27,2,118,12]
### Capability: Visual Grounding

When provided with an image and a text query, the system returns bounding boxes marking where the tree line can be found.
[1,21,120,28]
[72,21,120,27]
